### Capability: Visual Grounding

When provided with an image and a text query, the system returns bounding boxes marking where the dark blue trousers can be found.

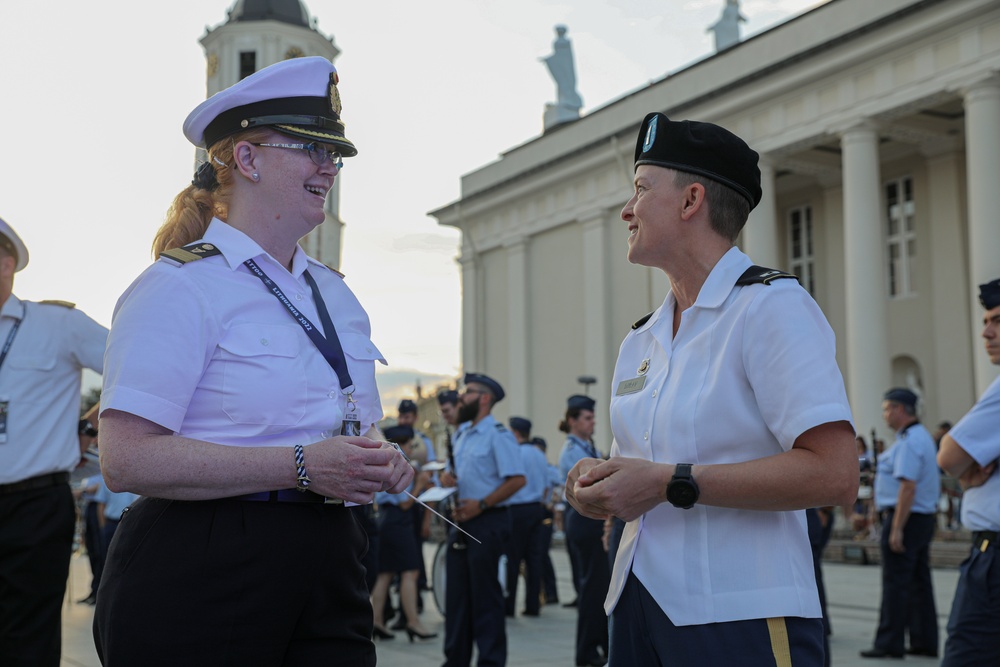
[443,508,511,667]
[0,483,75,667]
[504,503,544,616]
[609,572,824,666]
[941,535,1000,666]
[540,508,559,602]
[872,510,938,655]
[565,506,610,665]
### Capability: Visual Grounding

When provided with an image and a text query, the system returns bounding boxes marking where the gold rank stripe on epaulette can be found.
[632,311,654,330]
[735,265,800,286]
[159,242,222,267]
[38,299,76,309]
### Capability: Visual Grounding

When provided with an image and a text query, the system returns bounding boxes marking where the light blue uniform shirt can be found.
[509,443,551,504]
[92,477,139,521]
[949,375,1000,531]
[559,434,598,479]
[875,422,940,514]
[375,478,415,507]
[453,414,524,504]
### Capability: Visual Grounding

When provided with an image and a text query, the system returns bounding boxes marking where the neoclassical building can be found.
[197,0,347,269]
[431,0,1000,450]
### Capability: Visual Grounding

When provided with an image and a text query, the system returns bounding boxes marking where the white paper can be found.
[417,486,458,503]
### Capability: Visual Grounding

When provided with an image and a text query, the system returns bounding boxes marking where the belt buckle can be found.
[323,497,344,505]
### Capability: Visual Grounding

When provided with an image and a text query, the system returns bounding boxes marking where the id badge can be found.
[0,398,8,444]
[340,395,361,436]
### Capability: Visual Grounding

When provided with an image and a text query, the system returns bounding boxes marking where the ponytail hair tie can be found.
[191,161,220,192]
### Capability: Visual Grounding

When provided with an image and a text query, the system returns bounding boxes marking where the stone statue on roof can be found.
[708,0,746,52]
[541,25,582,130]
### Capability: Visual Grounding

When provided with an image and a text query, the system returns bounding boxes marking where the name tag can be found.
[615,377,646,396]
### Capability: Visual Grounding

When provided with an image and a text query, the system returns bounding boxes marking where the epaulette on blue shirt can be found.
[159,242,222,267]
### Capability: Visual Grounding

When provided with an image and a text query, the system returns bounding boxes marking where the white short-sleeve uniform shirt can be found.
[606,247,854,626]
[949,375,1000,532]
[102,219,385,446]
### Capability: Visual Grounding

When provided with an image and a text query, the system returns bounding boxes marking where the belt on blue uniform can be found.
[231,489,344,505]
[973,531,997,552]
[0,471,70,496]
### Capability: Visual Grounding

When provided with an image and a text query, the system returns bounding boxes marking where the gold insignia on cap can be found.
[637,359,650,375]
[328,73,342,116]
[241,120,249,128]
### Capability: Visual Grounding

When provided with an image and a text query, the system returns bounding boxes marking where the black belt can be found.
[973,531,997,551]
[231,489,344,505]
[0,471,70,496]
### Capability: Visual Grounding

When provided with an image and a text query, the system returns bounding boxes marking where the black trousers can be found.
[0,483,75,667]
[565,506,610,664]
[504,503,544,616]
[941,535,1000,666]
[443,508,511,667]
[540,508,558,601]
[94,496,374,667]
[83,501,106,597]
[873,510,938,655]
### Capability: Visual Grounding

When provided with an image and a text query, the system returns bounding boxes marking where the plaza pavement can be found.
[60,540,961,667]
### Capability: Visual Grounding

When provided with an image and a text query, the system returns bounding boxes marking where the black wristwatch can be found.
[666,463,699,509]
[479,499,490,511]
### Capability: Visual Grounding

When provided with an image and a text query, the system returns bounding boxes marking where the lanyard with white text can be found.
[0,313,24,377]
[243,258,361,435]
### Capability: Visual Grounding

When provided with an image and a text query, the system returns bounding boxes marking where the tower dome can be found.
[227,0,310,28]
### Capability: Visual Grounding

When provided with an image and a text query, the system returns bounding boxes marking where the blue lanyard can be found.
[570,435,597,459]
[243,258,355,397]
[0,311,24,376]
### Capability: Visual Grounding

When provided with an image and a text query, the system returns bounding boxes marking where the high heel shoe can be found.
[372,625,395,640]
[405,626,438,642]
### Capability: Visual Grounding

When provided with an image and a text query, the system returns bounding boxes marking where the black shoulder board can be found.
[632,311,654,330]
[494,423,508,432]
[159,242,222,267]
[39,299,76,309]
[735,265,799,286]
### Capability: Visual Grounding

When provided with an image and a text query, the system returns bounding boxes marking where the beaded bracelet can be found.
[294,444,311,492]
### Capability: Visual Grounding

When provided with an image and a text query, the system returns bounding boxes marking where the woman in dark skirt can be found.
[371,426,437,642]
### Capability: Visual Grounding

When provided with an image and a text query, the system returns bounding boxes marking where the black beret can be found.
[437,390,459,406]
[634,112,761,210]
[384,425,415,443]
[398,399,418,414]
[979,278,1000,310]
[464,372,505,402]
[883,388,918,409]
[567,394,596,412]
[531,436,547,452]
[509,417,532,435]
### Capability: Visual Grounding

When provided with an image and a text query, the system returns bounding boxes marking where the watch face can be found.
[669,483,698,508]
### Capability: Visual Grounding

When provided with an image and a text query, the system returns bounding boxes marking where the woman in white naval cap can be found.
[94,56,413,665]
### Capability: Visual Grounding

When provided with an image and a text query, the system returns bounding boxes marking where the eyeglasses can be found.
[251,142,344,168]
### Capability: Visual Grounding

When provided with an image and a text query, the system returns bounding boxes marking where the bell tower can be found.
[199,0,347,269]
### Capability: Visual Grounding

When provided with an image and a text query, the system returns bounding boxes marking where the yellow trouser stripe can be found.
[766,617,793,667]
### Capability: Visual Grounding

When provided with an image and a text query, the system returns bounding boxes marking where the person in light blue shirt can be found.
[504,417,550,618]
[91,477,139,557]
[439,373,525,667]
[862,388,940,659]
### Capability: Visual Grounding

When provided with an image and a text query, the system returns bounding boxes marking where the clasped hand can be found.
[304,435,414,504]
[567,456,670,522]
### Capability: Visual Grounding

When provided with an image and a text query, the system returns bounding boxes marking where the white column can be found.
[505,237,530,416]
[743,157,779,268]
[580,212,612,451]
[964,78,1000,394]
[841,123,891,438]
[459,248,478,374]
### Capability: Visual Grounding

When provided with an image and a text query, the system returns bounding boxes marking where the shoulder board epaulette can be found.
[632,311,654,330]
[494,423,508,432]
[735,265,799,286]
[309,258,345,278]
[38,299,76,309]
[159,242,222,267]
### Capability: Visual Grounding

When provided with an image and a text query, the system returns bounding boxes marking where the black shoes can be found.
[906,647,939,657]
[76,594,96,606]
[860,647,904,659]
[405,626,438,642]
[561,598,578,608]
[372,625,395,640]
[576,659,607,667]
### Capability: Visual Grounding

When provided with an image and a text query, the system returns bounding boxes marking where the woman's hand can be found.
[305,435,414,504]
